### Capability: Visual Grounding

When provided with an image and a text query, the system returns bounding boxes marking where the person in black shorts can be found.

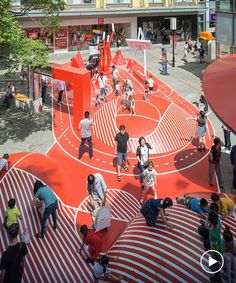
[0,223,28,283]
[115,125,129,182]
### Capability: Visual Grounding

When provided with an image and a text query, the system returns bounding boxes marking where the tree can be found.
[0,0,65,97]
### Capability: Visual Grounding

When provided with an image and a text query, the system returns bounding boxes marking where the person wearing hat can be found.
[0,223,28,283]
[87,173,107,220]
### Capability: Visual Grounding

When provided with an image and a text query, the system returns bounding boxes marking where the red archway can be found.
[52,63,91,130]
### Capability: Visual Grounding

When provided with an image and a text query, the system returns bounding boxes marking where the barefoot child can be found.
[140,161,157,204]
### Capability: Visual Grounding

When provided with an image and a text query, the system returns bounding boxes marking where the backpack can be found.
[140,200,160,226]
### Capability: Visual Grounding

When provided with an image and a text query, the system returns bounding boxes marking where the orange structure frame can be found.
[52,63,91,131]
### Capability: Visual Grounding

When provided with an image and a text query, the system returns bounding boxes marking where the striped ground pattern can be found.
[108,202,236,283]
[92,99,196,154]
[1,168,236,283]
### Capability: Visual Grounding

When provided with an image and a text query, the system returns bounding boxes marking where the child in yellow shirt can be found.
[211,193,236,219]
[4,198,22,229]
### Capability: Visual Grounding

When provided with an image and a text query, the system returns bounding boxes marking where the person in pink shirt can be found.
[56,80,65,105]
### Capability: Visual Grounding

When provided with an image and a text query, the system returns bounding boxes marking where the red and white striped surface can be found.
[1,167,236,283]
[0,168,93,283]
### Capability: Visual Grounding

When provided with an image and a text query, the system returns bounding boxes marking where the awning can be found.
[202,54,236,133]
[199,31,214,41]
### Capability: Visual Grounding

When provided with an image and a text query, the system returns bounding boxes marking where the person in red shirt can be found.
[78,225,102,263]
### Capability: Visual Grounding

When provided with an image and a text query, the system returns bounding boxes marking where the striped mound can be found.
[108,200,236,283]
[0,168,93,283]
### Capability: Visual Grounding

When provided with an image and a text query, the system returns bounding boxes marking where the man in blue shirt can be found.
[230,145,236,190]
[176,194,208,218]
[32,180,58,239]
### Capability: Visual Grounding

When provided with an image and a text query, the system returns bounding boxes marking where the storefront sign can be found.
[98,18,104,25]
[55,28,68,50]
[92,29,101,34]
[85,34,94,39]
[210,13,216,22]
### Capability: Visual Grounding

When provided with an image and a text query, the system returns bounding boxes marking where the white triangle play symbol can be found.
[209,256,218,267]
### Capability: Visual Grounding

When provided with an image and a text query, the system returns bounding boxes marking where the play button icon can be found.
[200,250,224,274]
[209,256,218,267]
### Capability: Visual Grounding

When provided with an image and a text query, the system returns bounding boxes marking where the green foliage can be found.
[0,0,65,72]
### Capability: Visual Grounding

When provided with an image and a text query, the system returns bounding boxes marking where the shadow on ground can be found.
[178,60,209,79]
[0,106,52,144]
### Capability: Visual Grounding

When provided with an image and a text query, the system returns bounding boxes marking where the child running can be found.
[140,161,157,204]
[144,81,149,101]
[4,198,22,232]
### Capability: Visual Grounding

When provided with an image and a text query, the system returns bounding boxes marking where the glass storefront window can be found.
[25,28,54,53]
[68,23,131,51]
[138,16,197,44]
[216,0,233,11]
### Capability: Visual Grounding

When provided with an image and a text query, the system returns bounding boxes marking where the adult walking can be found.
[136,137,152,185]
[112,65,119,91]
[78,111,93,159]
[41,76,47,105]
[3,82,15,110]
[98,73,108,97]
[222,125,231,153]
[140,198,174,228]
[87,173,107,220]
[57,80,64,105]
[209,137,223,189]
[0,223,28,283]
[32,180,58,239]
[230,145,236,192]
[199,45,205,64]
[115,125,129,182]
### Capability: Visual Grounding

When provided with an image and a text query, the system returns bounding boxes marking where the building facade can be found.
[11,0,208,53]
[216,0,236,56]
